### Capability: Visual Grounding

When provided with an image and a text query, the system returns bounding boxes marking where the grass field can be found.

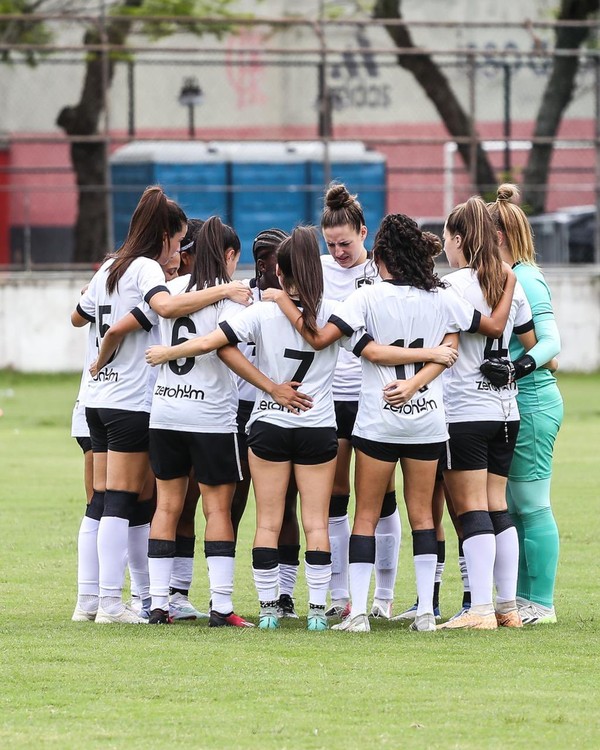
[0,371,599,749]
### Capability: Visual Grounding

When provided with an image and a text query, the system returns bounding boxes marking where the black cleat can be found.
[208,610,255,628]
[277,594,299,619]
[148,608,171,625]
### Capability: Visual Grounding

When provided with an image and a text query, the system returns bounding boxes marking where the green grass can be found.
[0,371,599,749]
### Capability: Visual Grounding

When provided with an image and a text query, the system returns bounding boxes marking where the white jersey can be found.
[321,254,380,401]
[332,280,478,444]
[70,323,96,438]
[443,268,534,423]
[221,298,351,431]
[235,280,261,404]
[77,256,168,412]
[149,275,243,433]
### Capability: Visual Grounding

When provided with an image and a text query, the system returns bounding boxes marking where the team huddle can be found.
[70,181,562,632]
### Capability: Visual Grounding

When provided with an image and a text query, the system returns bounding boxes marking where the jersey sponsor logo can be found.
[476,379,517,393]
[383,396,438,415]
[154,383,205,400]
[257,399,295,414]
[92,368,119,383]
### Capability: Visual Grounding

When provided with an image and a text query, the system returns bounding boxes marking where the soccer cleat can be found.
[95,604,148,624]
[307,605,328,631]
[331,613,371,633]
[169,593,209,621]
[258,602,280,630]
[208,610,255,628]
[277,593,299,619]
[370,598,393,619]
[518,601,557,625]
[409,613,437,632]
[495,610,523,628]
[325,599,351,619]
[447,604,471,622]
[71,604,98,622]
[437,610,497,630]
[148,608,172,625]
[390,602,417,621]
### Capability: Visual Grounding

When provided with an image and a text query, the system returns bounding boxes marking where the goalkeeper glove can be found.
[479,354,536,387]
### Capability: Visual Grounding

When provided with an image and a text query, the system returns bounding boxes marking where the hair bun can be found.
[497,183,519,203]
[325,182,356,210]
[422,231,443,258]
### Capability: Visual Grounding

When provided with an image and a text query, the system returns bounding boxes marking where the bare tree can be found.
[373,0,599,212]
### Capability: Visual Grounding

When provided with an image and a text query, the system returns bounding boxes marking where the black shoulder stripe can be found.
[328,314,354,337]
[76,303,95,323]
[353,333,374,358]
[514,319,535,335]
[144,285,169,304]
[467,310,481,334]
[219,320,240,344]
[131,306,153,333]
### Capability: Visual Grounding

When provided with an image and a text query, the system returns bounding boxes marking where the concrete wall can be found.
[0,267,598,373]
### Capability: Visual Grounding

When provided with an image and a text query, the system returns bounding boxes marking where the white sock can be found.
[414,554,437,616]
[170,557,194,592]
[252,564,279,603]
[207,556,235,614]
[463,533,496,608]
[494,526,520,606]
[98,516,129,603]
[128,523,150,604]
[348,562,373,617]
[374,508,401,600]
[279,563,299,597]
[76,516,99,603]
[328,515,350,601]
[305,562,332,607]
[149,556,173,611]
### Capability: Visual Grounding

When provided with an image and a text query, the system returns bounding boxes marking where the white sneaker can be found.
[518,600,557,625]
[370,598,393,619]
[409,613,437,632]
[72,604,98,622]
[95,604,148,624]
[331,613,371,632]
[169,593,209,621]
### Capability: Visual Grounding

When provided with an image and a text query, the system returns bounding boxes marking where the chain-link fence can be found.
[2,11,600,268]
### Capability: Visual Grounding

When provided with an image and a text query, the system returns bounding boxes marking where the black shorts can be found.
[353,435,445,463]
[75,436,93,454]
[444,420,520,477]
[247,421,338,465]
[334,400,358,441]
[85,407,150,453]
[236,399,254,463]
[150,429,242,486]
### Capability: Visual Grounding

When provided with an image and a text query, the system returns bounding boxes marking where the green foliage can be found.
[114,0,243,40]
[0,1,53,65]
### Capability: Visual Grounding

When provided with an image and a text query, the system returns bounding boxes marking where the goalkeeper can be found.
[484,184,563,626]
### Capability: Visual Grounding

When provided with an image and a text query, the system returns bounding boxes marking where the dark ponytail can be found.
[187,216,240,291]
[321,182,365,233]
[277,226,323,336]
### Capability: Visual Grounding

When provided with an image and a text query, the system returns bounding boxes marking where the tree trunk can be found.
[522,0,600,214]
[56,4,140,264]
[372,0,497,198]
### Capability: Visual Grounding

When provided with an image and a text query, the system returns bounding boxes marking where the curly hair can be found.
[372,213,445,291]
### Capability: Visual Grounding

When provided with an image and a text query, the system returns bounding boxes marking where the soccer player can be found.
[438,196,537,631]
[485,184,562,625]
[319,183,401,621]
[70,187,252,624]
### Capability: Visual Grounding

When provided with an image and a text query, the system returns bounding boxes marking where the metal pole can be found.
[503,62,511,176]
[468,52,477,193]
[595,55,600,265]
[188,104,195,139]
[318,1,331,189]
[100,0,114,253]
[127,59,135,138]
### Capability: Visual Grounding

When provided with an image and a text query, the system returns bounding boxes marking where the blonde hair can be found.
[445,195,504,309]
[487,183,537,266]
